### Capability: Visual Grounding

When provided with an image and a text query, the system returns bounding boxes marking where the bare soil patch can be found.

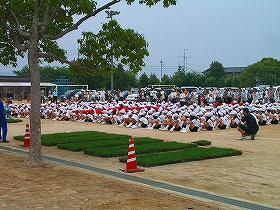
[1,118,279,209]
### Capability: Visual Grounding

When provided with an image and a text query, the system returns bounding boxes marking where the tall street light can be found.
[105,10,120,91]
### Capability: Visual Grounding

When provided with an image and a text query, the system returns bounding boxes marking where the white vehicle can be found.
[126,89,139,101]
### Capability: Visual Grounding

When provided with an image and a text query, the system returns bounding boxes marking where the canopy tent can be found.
[0,77,57,100]
[0,82,56,87]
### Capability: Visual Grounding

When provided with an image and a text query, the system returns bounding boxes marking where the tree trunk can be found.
[23,27,44,166]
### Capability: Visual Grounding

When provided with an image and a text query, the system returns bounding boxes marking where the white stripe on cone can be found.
[127,157,136,162]
[128,151,135,155]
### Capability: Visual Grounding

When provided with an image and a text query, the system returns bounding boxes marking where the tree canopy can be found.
[240,57,280,87]
[0,0,177,166]
[205,60,226,87]
[71,19,149,75]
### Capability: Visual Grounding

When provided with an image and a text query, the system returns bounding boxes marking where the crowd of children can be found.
[8,99,280,134]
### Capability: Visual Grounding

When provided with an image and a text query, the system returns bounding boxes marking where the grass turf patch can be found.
[119,147,242,167]
[57,137,162,152]
[84,141,198,157]
[191,140,212,146]
[7,119,22,123]
[13,131,130,146]
[13,131,242,168]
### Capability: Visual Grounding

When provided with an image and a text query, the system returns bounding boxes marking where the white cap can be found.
[190,112,197,117]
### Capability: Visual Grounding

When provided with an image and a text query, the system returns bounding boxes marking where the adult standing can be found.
[267,85,274,103]
[47,89,52,101]
[237,107,259,140]
[99,89,106,102]
[179,89,188,106]
[262,87,269,103]
[40,89,46,104]
[275,87,280,102]
[168,89,177,104]
[0,99,8,143]
[240,88,247,103]
[6,90,13,104]
[52,89,58,104]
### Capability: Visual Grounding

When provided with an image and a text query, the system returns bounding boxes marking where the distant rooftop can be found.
[224,67,247,73]
[203,67,247,74]
[0,75,49,82]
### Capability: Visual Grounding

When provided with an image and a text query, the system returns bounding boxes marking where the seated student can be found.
[169,113,181,132]
[114,109,125,125]
[138,112,148,128]
[237,107,259,140]
[266,108,279,124]
[125,111,134,128]
[160,112,173,131]
[201,112,215,131]
[256,109,267,126]
[100,112,112,124]
[185,112,200,132]
[129,113,139,129]
[58,110,71,121]
[229,110,239,128]
[147,112,161,130]
[215,110,230,130]
[118,111,133,127]
[179,112,190,132]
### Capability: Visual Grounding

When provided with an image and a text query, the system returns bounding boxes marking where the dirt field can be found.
[1,117,280,209]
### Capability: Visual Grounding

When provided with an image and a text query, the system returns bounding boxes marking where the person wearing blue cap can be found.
[0,99,8,143]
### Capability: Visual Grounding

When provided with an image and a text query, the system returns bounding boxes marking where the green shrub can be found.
[119,147,242,167]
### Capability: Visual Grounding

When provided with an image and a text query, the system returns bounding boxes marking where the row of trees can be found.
[14,57,280,90]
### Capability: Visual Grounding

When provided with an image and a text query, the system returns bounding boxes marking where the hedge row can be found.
[119,147,242,167]
[57,137,162,152]
[84,142,198,157]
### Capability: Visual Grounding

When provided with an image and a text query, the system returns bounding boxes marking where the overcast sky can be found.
[1,0,280,78]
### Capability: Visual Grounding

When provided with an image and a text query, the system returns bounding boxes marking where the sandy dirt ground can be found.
[1,117,280,209]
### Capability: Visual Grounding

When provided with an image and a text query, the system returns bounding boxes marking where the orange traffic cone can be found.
[20,124,30,147]
[120,138,144,173]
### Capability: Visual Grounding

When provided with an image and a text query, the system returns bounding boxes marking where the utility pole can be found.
[105,10,120,90]
[179,49,191,71]
[160,59,164,83]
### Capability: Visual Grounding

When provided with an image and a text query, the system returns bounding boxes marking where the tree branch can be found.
[43,0,121,40]
[10,31,28,51]
[37,0,65,36]
[39,52,109,74]
[10,11,30,38]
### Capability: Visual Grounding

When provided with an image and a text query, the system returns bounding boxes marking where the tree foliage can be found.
[0,0,177,166]
[71,20,149,75]
[240,57,280,86]
[206,61,226,86]
[148,73,160,85]
[138,72,149,88]
[161,74,172,85]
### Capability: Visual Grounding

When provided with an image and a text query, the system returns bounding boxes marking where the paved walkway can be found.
[0,145,278,210]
